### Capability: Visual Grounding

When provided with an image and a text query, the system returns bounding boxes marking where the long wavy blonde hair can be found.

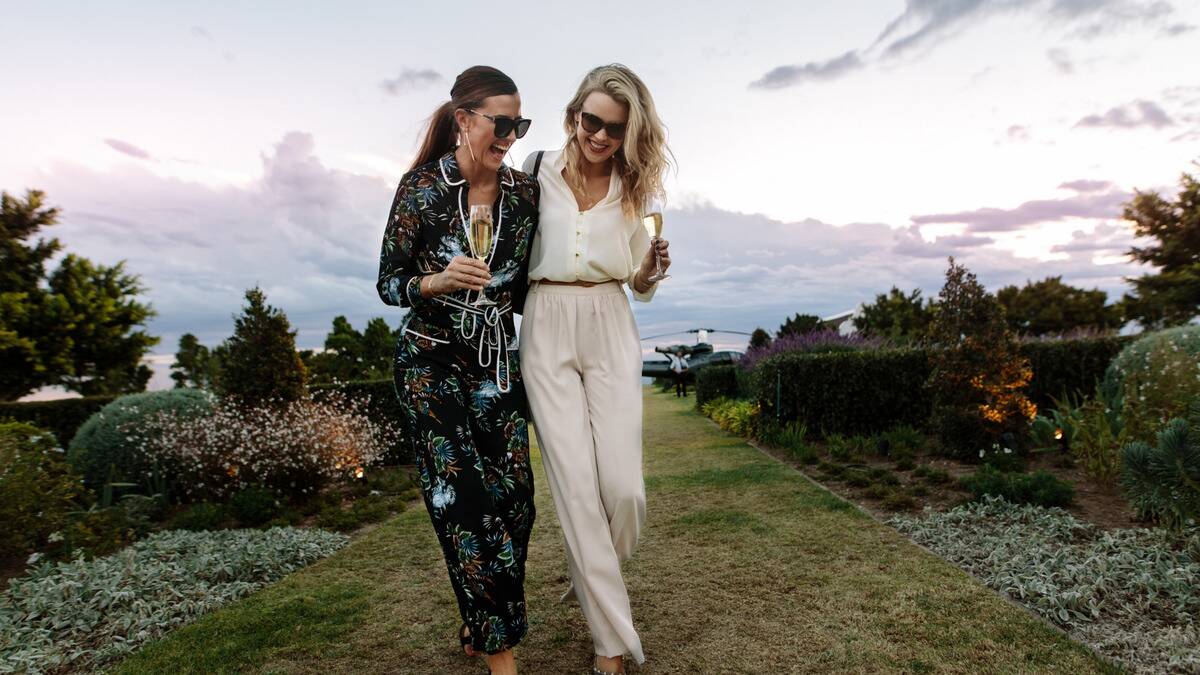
[561,64,673,219]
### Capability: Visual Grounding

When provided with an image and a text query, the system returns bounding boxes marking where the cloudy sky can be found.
[3,0,1198,387]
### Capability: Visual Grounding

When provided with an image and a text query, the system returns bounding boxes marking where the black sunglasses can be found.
[466,109,532,139]
[579,111,627,140]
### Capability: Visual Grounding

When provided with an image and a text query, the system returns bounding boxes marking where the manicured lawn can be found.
[110,388,1115,674]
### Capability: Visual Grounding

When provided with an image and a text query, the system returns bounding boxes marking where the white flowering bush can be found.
[1104,325,1200,443]
[0,527,348,674]
[890,497,1200,674]
[137,390,399,502]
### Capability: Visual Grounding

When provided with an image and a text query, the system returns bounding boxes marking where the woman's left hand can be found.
[640,238,671,278]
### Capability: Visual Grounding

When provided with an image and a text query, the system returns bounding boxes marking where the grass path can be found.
[110,388,1115,674]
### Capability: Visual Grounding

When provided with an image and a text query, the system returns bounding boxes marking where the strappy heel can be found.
[459,622,477,657]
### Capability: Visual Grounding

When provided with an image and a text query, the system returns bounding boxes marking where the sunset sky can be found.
[3,0,1198,388]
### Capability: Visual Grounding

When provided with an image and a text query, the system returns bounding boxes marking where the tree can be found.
[777,313,822,338]
[995,276,1120,336]
[1,190,156,400]
[748,327,772,350]
[927,258,1036,458]
[171,333,216,389]
[1120,170,1200,328]
[51,254,157,396]
[216,287,307,406]
[853,286,934,342]
[361,317,396,378]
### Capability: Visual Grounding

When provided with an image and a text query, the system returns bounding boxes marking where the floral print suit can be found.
[376,150,538,654]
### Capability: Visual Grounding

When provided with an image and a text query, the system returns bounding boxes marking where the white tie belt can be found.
[432,295,515,393]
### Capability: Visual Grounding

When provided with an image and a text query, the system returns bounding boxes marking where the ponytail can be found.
[411,100,457,171]
[408,65,519,172]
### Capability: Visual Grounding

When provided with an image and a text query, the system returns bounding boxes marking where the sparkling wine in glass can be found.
[641,209,670,282]
[469,205,495,306]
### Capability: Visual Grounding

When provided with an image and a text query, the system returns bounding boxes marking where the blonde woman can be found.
[520,64,672,675]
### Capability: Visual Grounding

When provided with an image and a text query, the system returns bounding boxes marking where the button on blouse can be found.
[521,150,657,302]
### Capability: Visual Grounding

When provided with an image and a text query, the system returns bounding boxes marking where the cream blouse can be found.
[521,150,658,302]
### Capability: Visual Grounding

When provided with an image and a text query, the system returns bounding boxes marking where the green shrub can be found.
[1070,395,1129,484]
[229,485,281,527]
[67,389,213,491]
[1104,326,1200,444]
[315,494,405,532]
[2,527,348,673]
[694,364,741,407]
[844,468,873,487]
[1120,404,1200,529]
[908,483,930,497]
[881,491,917,510]
[752,348,931,436]
[914,465,953,485]
[979,443,1026,473]
[1021,336,1131,410]
[171,502,230,531]
[960,466,1075,507]
[817,461,844,478]
[0,395,117,447]
[699,397,759,436]
[311,379,414,464]
[868,467,900,486]
[0,422,86,556]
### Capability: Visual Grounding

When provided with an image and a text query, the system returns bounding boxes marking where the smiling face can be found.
[458,93,522,172]
[575,91,627,166]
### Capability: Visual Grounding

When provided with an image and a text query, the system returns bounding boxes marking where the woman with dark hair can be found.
[377,65,538,675]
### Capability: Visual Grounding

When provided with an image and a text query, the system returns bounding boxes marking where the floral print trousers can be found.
[393,327,536,655]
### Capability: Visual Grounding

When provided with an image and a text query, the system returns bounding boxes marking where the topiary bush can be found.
[0,422,86,557]
[1121,402,1200,529]
[694,364,741,407]
[67,389,214,492]
[1104,325,1200,444]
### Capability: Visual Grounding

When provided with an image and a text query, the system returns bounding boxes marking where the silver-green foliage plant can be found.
[890,497,1200,674]
[1121,401,1200,530]
[0,526,349,674]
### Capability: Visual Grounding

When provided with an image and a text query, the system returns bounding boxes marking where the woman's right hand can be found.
[427,256,491,296]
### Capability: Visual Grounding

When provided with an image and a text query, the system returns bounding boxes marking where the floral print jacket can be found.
[376,151,539,366]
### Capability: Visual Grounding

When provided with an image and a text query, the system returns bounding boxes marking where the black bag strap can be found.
[532,150,545,178]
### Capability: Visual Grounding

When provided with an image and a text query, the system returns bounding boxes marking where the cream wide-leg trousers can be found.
[518,280,646,664]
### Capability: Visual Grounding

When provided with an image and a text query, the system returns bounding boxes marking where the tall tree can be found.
[853,286,934,342]
[996,276,1120,336]
[777,313,822,338]
[1,190,156,399]
[51,254,157,396]
[1121,170,1200,328]
[927,258,1035,458]
[216,287,307,406]
[361,317,397,379]
[171,333,214,389]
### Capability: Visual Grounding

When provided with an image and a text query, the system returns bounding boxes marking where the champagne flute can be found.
[468,204,495,306]
[642,205,670,282]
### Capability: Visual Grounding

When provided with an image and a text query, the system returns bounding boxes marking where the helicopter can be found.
[640,328,751,379]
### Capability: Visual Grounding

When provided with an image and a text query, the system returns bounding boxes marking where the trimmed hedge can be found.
[752,348,932,436]
[310,378,413,465]
[1021,336,1131,409]
[738,337,1131,437]
[694,365,740,407]
[0,395,118,447]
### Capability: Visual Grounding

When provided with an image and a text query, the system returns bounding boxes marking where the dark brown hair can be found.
[410,65,518,170]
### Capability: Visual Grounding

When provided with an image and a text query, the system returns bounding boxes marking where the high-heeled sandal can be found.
[459,622,478,657]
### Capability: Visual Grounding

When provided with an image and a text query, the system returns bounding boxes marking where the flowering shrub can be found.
[0,422,86,557]
[890,497,1200,674]
[0,527,349,674]
[1105,326,1200,444]
[136,390,399,502]
[739,328,883,371]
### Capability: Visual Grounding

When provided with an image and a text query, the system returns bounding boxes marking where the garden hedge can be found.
[0,395,118,447]
[751,348,933,436]
[728,336,1131,437]
[694,365,741,407]
[1021,335,1131,409]
[310,378,414,465]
